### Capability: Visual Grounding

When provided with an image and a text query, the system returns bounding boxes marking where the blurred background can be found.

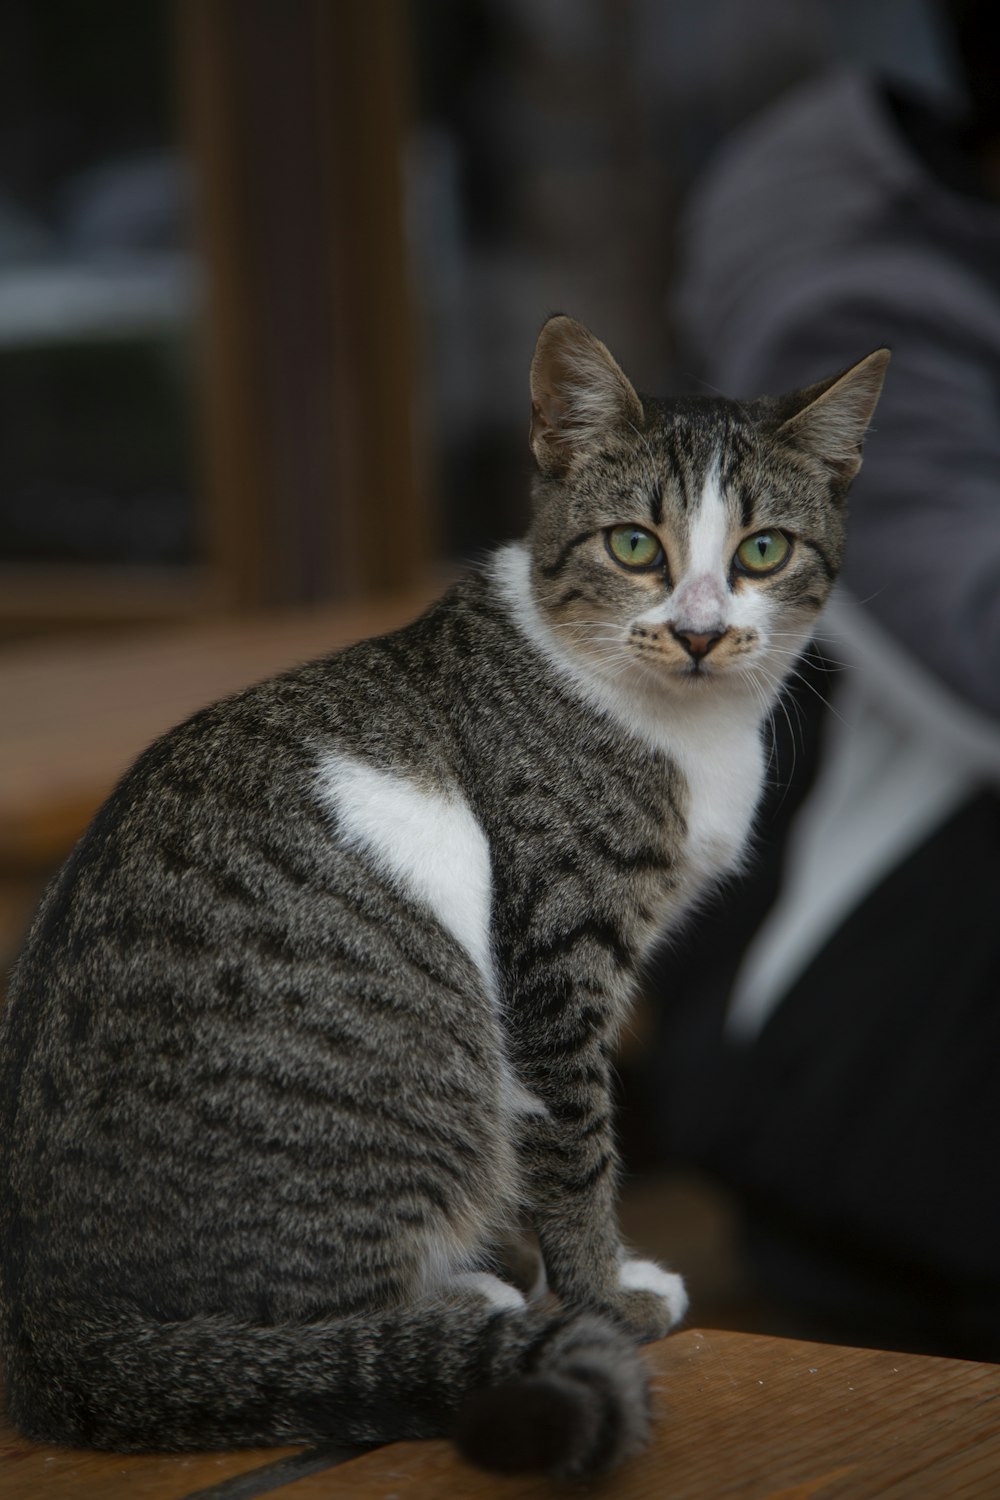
[3,0,993,1360]
[0,0,956,624]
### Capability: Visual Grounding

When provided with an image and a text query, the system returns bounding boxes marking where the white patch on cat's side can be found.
[316,753,495,989]
[618,1255,688,1327]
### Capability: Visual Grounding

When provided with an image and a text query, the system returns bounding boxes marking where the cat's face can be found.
[525,317,888,712]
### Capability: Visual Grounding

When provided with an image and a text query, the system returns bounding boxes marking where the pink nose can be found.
[670,625,725,661]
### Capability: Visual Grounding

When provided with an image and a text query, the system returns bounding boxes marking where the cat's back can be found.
[5,588,487,1073]
[0,593,509,1309]
[10,595,460,979]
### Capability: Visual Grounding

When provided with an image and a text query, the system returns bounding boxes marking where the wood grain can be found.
[2,1329,998,1499]
[0,1432,297,1500]
[278,1328,1000,1499]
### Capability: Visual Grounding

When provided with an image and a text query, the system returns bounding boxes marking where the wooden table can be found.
[2,1328,998,1498]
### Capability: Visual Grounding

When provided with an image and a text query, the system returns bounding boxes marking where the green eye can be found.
[735,531,791,576]
[607,525,664,570]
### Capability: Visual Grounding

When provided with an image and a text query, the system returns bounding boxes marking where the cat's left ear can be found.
[775,348,890,488]
[530,315,644,476]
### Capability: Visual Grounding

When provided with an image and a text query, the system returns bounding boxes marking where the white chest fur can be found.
[664,711,766,891]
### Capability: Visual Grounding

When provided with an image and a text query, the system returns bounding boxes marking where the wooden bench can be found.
[3,1327,999,1497]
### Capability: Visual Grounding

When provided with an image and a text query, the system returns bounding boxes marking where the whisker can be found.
[744,664,803,795]
[767,659,846,724]
[766,633,851,669]
[763,644,850,674]
[737,666,778,772]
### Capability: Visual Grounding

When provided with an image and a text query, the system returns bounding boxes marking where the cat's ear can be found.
[530,315,644,475]
[775,348,890,487]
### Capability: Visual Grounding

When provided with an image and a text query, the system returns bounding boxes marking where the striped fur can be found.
[0,317,886,1478]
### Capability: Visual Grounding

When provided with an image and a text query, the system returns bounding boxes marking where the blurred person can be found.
[647,0,1000,1359]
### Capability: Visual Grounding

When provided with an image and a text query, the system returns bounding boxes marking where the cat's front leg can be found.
[614,1250,689,1342]
[512,1044,687,1342]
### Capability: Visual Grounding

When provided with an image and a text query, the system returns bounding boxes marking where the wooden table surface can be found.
[2,1327,998,1499]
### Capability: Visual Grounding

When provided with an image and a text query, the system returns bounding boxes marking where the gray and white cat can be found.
[0,317,887,1479]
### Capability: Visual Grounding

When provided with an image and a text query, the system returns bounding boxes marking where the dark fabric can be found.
[646,718,1000,1358]
[663,63,1000,1364]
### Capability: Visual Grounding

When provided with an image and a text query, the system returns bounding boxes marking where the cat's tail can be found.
[453,1302,652,1479]
[7,1280,651,1481]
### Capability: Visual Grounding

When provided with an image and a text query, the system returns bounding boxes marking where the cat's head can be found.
[522,315,888,715]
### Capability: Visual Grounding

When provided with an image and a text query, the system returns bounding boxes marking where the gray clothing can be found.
[654,74,1000,1359]
[676,71,1000,720]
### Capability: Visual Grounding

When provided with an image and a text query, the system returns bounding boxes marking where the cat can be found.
[0,316,887,1480]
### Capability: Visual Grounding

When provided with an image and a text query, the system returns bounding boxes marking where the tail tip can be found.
[455,1361,650,1481]
[456,1374,594,1478]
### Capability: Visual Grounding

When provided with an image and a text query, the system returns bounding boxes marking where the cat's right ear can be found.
[530,315,644,476]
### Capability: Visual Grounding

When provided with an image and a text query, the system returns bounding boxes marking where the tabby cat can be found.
[0,317,887,1479]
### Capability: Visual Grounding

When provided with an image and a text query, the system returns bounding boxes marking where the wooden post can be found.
[175,0,427,608]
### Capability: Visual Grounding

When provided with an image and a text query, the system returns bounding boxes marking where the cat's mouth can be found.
[626,620,764,688]
[628,628,731,683]
[675,655,738,688]
[628,646,732,694]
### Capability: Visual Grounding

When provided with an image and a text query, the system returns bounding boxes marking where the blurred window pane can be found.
[0,0,197,571]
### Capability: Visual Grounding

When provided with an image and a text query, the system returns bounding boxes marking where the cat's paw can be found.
[450,1271,528,1314]
[605,1257,688,1342]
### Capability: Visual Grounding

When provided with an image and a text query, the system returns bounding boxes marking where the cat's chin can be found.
[669,669,755,701]
[618,653,762,709]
